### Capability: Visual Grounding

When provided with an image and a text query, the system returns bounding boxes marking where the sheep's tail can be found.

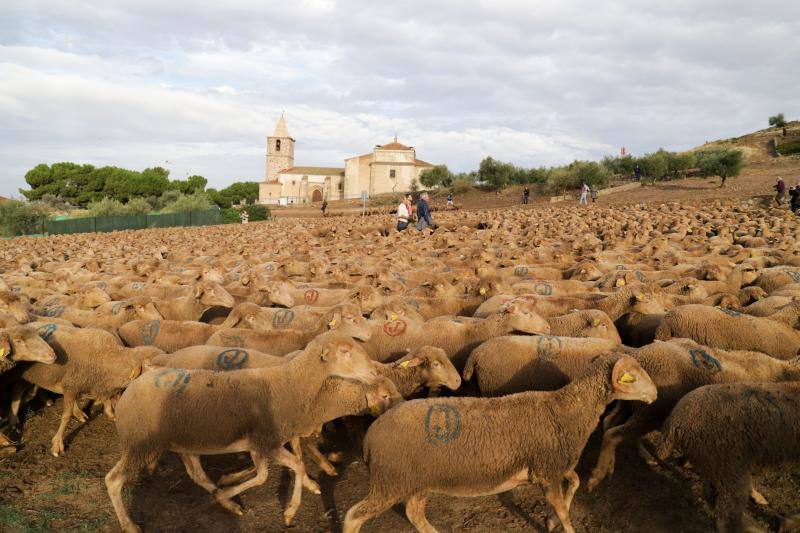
[656,416,680,461]
[462,351,478,381]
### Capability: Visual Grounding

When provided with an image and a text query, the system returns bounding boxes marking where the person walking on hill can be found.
[775,177,786,205]
[579,183,590,206]
[634,164,642,182]
[522,186,530,205]
[590,186,598,203]
[321,200,328,216]
[396,193,413,231]
[790,182,800,213]
[416,192,434,231]
[447,193,454,208]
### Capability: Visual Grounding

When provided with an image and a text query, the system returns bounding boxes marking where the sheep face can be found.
[0,292,30,323]
[195,283,236,308]
[268,283,295,308]
[319,337,379,384]
[200,266,225,284]
[369,302,424,323]
[611,356,657,404]
[503,303,550,334]
[583,314,622,343]
[365,377,403,415]
[81,287,111,308]
[411,346,462,391]
[2,326,57,364]
[326,305,372,341]
[630,290,666,315]
[348,287,382,314]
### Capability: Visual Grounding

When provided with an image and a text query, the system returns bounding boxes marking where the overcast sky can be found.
[1,0,798,197]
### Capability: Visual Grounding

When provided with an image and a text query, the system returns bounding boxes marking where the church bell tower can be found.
[266,113,295,181]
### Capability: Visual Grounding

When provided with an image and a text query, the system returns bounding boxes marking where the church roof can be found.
[377,140,412,151]
[415,158,434,167]
[272,113,291,138]
[281,166,345,176]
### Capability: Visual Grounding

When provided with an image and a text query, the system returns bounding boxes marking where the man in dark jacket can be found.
[790,182,800,213]
[416,192,434,231]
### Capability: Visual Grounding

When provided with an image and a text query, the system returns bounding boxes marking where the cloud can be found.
[1,0,798,197]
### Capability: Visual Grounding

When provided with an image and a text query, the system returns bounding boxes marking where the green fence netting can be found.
[46,209,222,235]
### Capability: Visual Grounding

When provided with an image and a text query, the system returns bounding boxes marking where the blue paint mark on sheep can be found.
[37,323,57,342]
[536,335,563,361]
[220,334,245,347]
[404,299,421,311]
[131,282,144,291]
[635,270,647,282]
[741,389,787,426]
[787,271,800,283]
[272,309,295,328]
[615,264,626,270]
[689,348,722,374]
[215,349,249,370]
[41,305,65,318]
[532,282,553,296]
[96,282,107,290]
[140,320,160,346]
[514,266,529,277]
[154,368,191,395]
[425,404,461,446]
[111,302,127,315]
[718,307,741,317]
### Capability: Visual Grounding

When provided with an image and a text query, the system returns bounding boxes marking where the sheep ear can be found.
[611,358,637,386]
[634,293,645,301]
[503,304,517,314]
[328,312,341,329]
[320,344,332,361]
[396,357,422,369]
[592,318,601,327]
[221,311,241,328]
[193,285,204,299]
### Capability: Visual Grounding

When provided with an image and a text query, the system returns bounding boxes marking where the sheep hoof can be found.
[50,440,65,457]
[322,465,338,477]
[122,522,143,533]
[0,445,17,458]
[750,488,769,506]
[546,516,558,532]
[326,452,344,463]
[303,478,321,494]
[284,510,297,526]
[214,493,243,515]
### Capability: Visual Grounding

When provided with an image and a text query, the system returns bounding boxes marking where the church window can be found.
[389,169,396,179]
[276,139,281,151]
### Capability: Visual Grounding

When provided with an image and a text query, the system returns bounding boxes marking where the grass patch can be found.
[776,138,800,156]
[0,504,58,533]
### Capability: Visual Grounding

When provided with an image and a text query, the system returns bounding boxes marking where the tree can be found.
[0,200,49,236]
[544,161,609,193]
[665,151,696,179]
[478,157,516,191]
[769,113,786,128]
[169,174,208,194]
[637,150,670,183]
[696,147,744,187]
[207,182,260,208]
[419,165,453,188]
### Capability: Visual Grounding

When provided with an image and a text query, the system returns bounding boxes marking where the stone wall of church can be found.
[266,136,294,181]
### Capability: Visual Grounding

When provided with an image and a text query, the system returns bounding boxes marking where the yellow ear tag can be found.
[129,367,139,380]
[479,287,487,295]
[399,360,410,369]
[617,279,626,286]
[635,293,644,301]
[0,348,5,358]
[390,313,398,321]
[619,372,636,384]
[592,319,601,327]
[329,319,337,327]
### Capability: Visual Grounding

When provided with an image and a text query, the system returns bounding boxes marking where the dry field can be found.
[1,160,800,533]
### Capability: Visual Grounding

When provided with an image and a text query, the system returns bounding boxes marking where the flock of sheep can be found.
[0,198,799,533]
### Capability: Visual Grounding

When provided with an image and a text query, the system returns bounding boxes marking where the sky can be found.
[1,0,798,197]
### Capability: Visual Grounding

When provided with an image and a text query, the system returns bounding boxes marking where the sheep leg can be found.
[587,412,660,491]
[289,437,322,491]
[563,470,580,512]
[51,392,76,457]
[269,446,319,525]
[217,466,257,487]
[544,481,575,533]
[213,450,268,515]
[712,474,751,533]
[177,453,242,515]
[72,401,88,423]
[405,494,438,533]
[749,486,768,506]
[601,401,628,432]
[343,492,398,533]
[780,513,800,533]
[103,399,116,421]
[8,381,27,428]
[105,454,143,533]
[0,432,16,457]
[305,436,338,476]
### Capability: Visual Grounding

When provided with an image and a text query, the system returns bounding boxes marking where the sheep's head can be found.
[194,282,236,308]
[80,286,111,308]
[580,311,621,344]
[200,266,225,284]
[0,291,30,323]
[369,301,424,323]
[323,304,371,341]
[364,377,403,415]
[348,286,382,314]
[1,325,56,364]
[501,302,550,335]
[628,286,666,315]
[313,333,378,384]
[397,346,461,392]
[220,303,266,330]
[267,282,295,308]
[610,355,657,404]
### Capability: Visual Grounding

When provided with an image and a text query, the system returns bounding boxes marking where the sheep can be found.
[587,339,800,491]
[342,354,657,533]
[0,325,58,456]
[152,282,236,321]
[655,304,800,359]
[15,324,164,456]
[462,335,622,396]
[0,290,31,323]
[360,301,550,370]
[118,319,217,353]
[104,333,379,532]
[219,301,330,332]
[547,309,621,342]
[657,382,800,533]
[207,304,371,355]
[148,345,285,370]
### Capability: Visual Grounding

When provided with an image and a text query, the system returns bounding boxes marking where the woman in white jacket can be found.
[396,193,412,231]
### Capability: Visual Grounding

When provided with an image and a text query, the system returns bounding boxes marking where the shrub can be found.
[242,204,270,221]
[220,208,241,224]
[409,178,420,193]
[601,155,637,176]
[0,200,49,236]
[450,173,475,194]
[665,151,696,179]
[776,138,800,156]
[545,161,610,194]
[696,147,744,187]
[769,113,786,128]
[124,197,152,215]
[479,157,517,190]
[636,151,670,182]
[161,192,213,213]
[87,197,127,217]
[419,165,453,188]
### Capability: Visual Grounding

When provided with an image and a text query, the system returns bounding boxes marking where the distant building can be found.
[259,114,434,205]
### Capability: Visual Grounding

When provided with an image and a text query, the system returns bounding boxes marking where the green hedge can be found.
[777,138,800,156]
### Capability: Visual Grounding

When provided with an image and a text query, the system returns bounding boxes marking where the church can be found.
[258,115,434,205]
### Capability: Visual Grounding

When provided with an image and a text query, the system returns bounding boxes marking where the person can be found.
[790,182,800,213]
[447,193,454,208]
[590,186,598,203]
[579,183,590,206]
[240,210,249,224]
[321,200,328,216]
[416,191,434,231]
[775,177,786,205]
[522,186,530,205]
[396,193,412,231]
[634,164,642,182]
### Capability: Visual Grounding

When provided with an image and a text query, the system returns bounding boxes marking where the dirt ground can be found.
[2,157,800,532]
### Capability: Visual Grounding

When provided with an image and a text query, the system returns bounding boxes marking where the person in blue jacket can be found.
[416,192,434,231]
